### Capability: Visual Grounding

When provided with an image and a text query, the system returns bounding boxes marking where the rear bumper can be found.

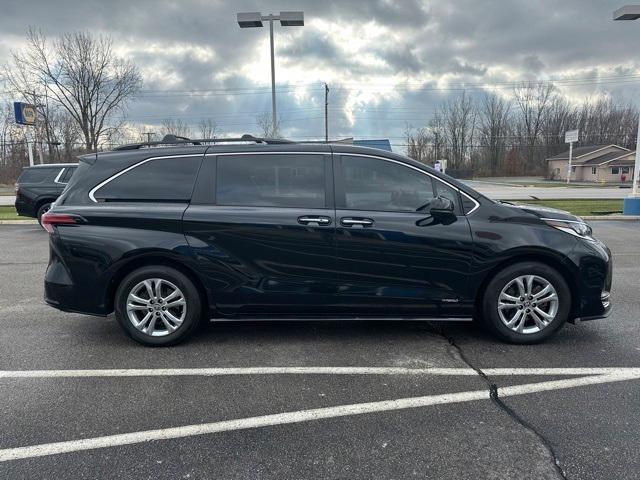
[44,280,109,316]
[44,249,111,315]
[14,197,35,217]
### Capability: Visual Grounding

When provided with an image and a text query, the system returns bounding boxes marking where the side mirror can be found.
[429,196,454,215]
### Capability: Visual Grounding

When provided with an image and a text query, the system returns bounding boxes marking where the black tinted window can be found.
[433,180,460,214]
[217,154,325,208]
[341,156,435,211]
[18,168,57,183]
[95,156,201,201]
[59,166,77,183]
[461,195,477,214]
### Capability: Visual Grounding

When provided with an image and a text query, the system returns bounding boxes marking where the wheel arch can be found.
[35,197,56,213]
[105,253,211,319]
[473,251,580,320]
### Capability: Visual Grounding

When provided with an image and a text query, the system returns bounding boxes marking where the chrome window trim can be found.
[204,151,326,157]
[460,191,480,215]
[53,168,66,185]
[89,154,203,203]
[89,150,482,215]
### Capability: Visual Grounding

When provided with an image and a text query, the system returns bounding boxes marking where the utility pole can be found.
[324,83,329,142]
[143,132,155,144]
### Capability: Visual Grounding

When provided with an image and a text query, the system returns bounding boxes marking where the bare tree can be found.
[4,28,142,151]
[437,91,477,168]
[160,118,192,138]
[198,118,219,139]
[513,81,556,171]
[256,111,281,138]
[478,93,511,175]
[404,124,431,164]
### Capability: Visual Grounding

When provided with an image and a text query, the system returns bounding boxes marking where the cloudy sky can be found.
[1,0,639,148]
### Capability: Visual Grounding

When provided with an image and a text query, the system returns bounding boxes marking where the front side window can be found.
[94,156,201,201]
[341,156,440,212]
[216,154,325,208]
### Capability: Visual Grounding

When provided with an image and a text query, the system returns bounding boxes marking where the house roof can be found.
[546,144,628,161]
[609,159,635,167]
[581,151,634,165]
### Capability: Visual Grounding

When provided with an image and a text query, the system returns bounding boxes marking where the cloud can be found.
[0,0,639,146]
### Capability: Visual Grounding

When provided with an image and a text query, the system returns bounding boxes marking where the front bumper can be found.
[570,238,613,322]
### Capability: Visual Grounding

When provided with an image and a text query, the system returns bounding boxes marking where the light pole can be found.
[614,5,640,214]
[237,11,304,136]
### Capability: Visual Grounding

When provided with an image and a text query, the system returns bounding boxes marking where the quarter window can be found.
[59,167,77,183]
[216,154,325,208]
[341,156,441,212]
[94,156,201,201]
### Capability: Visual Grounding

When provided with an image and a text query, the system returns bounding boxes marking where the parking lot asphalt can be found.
[0,222,638,479]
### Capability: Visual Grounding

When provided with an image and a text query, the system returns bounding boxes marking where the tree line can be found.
[2,28,639,184]
[405,83,639,177]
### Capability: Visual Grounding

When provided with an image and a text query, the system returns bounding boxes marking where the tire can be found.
[36,203,52,227]
[114,266,203,346]
[480,261,571,344]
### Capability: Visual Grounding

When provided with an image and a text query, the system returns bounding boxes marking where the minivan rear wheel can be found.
[480,261,571,344]
[114,266,202,346]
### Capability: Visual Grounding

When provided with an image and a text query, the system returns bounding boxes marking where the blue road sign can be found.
[14,102,37,125]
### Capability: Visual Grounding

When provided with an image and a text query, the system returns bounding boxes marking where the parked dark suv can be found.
[15,163,78,224]
[42,136,612,346]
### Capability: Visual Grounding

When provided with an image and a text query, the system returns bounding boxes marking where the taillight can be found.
[41,213,79,234]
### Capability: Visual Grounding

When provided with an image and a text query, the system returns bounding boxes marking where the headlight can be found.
[542,218,593,240]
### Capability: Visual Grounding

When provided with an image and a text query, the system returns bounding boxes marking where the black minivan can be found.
[42,137,612,346]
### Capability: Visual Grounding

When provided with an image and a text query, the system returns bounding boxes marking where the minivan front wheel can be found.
[481,262,571,344]
[115,266,202,346]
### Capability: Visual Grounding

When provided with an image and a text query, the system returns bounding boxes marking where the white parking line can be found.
[1,369,639,462]
[2,366,640,378]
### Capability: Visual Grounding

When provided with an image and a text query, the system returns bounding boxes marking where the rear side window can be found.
[18,168,57,183]
[93,156,201,202]
[59,166,77,183]
[340,156,435,212]
[216,154,325,208]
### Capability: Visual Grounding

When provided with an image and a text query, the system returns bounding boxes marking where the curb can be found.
[0,220,38,225]
[582,215,640,221]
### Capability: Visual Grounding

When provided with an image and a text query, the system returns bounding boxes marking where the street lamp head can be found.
[613,5,640,20]
[279,11,304,26]
[237,12,263,28]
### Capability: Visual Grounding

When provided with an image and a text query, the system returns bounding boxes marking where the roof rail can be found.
[113,134,295,151]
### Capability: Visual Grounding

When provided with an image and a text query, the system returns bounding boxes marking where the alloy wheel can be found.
[497,275,559,334]
[126,278,187,337]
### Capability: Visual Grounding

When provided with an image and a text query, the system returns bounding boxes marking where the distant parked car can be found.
[42,136,612,346]
[14,163,78,225]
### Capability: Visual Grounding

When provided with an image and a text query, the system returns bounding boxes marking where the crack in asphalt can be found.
[426,322,568,480]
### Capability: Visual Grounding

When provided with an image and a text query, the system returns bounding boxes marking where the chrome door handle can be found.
[340,217,374,227]
[298,216,332,226]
